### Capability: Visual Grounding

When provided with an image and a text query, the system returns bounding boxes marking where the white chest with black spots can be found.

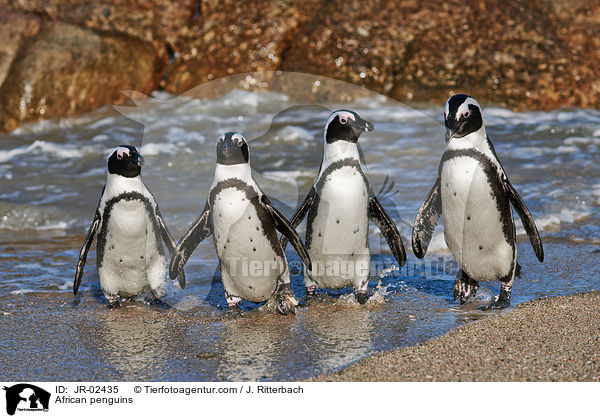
[308,165,370,288]
[98,199,165,297]
[440,156,514,281]
[211,187,283,302]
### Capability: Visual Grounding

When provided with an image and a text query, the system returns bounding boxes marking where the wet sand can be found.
[314,291,600,381]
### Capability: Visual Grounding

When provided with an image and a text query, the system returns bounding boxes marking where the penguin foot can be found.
[481,284,511,310]
[482,298,511,310]
[147,298,171,309]
[453,270,479,304]
[356,290,369,305]
[273,284,298,315]
[107,299,122,309]
[225,305,244,319]
[304,286,317,304]
[275,297,297,315]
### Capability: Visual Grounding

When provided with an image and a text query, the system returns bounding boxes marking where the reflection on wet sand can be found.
[75,304,181,380]
[301,301,376,372]
[217,313,295,381]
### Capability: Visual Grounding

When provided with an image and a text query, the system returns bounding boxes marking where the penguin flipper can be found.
[504,179,544,262]
[280,187,316,250]
[74,210,100,295]
[155,206,186,288]
[411,178,442,259]
[169,202,212,281]
[261,195,312,271]
[368,194,406,267]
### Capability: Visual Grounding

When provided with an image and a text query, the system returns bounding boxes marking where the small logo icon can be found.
[3,384,50,415]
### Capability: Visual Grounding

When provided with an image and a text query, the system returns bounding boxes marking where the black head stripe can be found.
[325,110,371,144]
[444,94,483,138]
[326,116,358,143]
[216,132,249,165]
[107,145,142,177]
[446,94,470,120]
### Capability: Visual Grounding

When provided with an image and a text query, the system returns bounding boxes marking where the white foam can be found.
[0,140,87,163]
[0,204,74,231]
[555,145,578,154]
[564,136,600,145]
[517,208,591,235]
[10,289,34,295]
[140,142,179,156]
[592,185,600,205]
[426,232,451,254]
[367,281,390,305]
[15,262,43,270]
[273,126,313,142]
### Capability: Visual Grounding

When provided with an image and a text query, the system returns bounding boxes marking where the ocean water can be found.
[1,79,599,381]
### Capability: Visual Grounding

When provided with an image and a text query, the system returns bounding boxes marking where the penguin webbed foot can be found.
[225,304,245,319]
[147,298,171,309]
[303,285,318,305]
[356,290,369,305]
[275,299,296,315]
[106,298,122,309]
[453,270,479,304]
[481,284,511,310]
[273,283,298,315]
[481,297,511,310]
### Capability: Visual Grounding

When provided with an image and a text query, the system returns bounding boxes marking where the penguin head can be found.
[216,132,249,165]
[325,110,374,144]
[444,94,484,143]
[107,145,144,177]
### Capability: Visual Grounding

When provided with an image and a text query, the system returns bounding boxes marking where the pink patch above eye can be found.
[116,148,129,159]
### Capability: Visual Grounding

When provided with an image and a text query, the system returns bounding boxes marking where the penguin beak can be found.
[445,127,454,143]
[135,153,145,166]
[445,118,458,143]
[351,117,374,134]
[220,140,234,159]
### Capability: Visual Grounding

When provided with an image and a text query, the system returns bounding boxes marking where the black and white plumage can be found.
[412,94,544,309]
[169,132,311,315]
[281,110,406,304]
[74,145,184,307]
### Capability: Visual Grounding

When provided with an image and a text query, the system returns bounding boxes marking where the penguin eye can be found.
[464,111,470,118]
[237,138,243,146]
[116,153,123,160]
[339,117,347,124]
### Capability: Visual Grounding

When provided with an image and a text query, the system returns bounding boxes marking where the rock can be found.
[282,0,599,110]
[164,0,321,94]
[281,0,417,97]
[0,0,599,132]
[0,21,159,131]
[0,11,41,88]
[3,0,194,45]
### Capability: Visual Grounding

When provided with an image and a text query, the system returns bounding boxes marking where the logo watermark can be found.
[3,384,50,415]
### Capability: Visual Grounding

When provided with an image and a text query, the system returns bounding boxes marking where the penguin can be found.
[412,94,544,309]
[73,145,185,307]
[281,110,406,304]
[169,132,312,315]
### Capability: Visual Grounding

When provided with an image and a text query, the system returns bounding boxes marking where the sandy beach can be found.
[314,291,600,381]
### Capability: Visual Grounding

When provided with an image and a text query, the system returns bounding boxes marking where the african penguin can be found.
[169,132,312,315]
[74,145,185,307]
[412,94,544,309]
[281,110,406,304]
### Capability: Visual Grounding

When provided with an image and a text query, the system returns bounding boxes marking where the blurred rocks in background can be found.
[0,0,598,131]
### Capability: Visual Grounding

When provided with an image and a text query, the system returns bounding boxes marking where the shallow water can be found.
[1,81,599,381]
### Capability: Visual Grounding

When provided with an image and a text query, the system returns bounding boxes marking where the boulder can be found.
[164,0,321,94]
[0,21,159,131]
